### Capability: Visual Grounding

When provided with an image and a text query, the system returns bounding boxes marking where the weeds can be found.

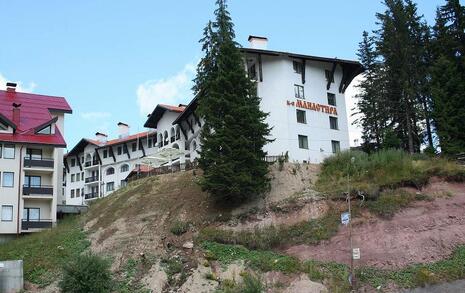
[170,220,191,236]
[198,209,339,250]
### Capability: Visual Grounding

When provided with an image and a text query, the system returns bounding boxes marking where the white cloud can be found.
[345,75,364,147]
[136,62,196,115]
[80,111,112,120]
[0,73,37,92]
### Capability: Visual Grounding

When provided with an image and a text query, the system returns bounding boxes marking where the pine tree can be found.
[366,0,430,153]
[431,0,465,155]
[354,31,387,152]
[194,0,272,204]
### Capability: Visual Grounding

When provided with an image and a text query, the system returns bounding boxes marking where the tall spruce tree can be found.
[357,0,431,153]
[431,0,465,155]
[193,0,272,204]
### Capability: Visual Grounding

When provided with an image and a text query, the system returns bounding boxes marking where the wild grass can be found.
[203,241,465,291]
[216,273,264,293]
[170,220,191,236]
[197,209,339,250]
[316,149,464,198]
[365,189,418,218]
[0,216,89,287]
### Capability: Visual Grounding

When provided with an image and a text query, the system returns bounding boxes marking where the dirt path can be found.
[402,280,465,293]
[285,182,465,269]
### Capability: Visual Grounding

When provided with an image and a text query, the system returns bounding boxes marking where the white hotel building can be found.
[0,83,71,241]
[144,36,363,165]
[63,122,166,205]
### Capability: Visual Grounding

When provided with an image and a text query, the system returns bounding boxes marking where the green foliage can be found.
[116,257,153,293]
[197,210,339,250]
[202,242,301,274]
[194,0,272,205]
[0,216,89,287]
[431,0,465,155]
[366,190,415,218]
[357,246,465,288]
[60,253,113,293]
[170,220,191,236]
[316,149,464,197]
[161,256,187,287]
[216,273,264,293]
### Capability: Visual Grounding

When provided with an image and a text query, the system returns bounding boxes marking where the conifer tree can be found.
[193,0,272,204]
[431,0,465,155]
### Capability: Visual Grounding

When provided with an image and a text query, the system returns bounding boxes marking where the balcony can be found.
[23,157,54,169]
[84,161,99,168]
[85,176,99,183]
[22,219,53,230]
[84,192,99,200]
[23,185,53,196]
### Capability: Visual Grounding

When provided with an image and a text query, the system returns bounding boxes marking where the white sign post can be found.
[341,212,351,226]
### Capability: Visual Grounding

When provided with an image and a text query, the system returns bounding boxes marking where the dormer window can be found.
[37,125,52,135]
[0,121,7,130]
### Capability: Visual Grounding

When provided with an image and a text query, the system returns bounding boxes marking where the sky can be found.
[0,0,441,150]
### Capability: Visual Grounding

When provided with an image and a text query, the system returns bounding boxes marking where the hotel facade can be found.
[0,83,72,241]
[144,36,363,165]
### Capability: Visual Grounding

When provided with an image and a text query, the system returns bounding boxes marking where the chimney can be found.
[117,122,129,139]
[12,103,21,124]
[95,132,108,144]
[6,82,17,93]
[248,35,268,50]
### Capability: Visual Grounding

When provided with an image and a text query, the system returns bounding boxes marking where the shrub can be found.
[366,190,415,218]
[60,253,113,293]
[170,220,191,236]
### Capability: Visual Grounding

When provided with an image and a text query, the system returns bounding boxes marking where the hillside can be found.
[2,153,465,293]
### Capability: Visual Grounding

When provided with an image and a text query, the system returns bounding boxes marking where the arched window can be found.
[175,126,181,140]
[120,164,129,173]
[163,131,169,146]
[170,127,175,143]
[106,167,115,175]
[172,143,179,149]
[158,133,163,147]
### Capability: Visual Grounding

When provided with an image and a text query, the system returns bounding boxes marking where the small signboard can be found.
[353,248,361,260]
[341,212,351,225]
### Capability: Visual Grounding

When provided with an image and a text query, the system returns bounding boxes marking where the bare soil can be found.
[285,181,465,269]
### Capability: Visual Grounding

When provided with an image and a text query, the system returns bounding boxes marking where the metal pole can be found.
[348,156,355,290]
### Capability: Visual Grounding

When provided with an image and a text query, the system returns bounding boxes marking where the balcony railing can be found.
[22,219,53,230]
[23,157,54,168]
[85,176,99,183]
[23,185,53,196]
[84,193,99,200]
[84,161,99,167]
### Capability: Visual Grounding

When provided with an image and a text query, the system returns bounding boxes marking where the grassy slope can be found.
[0,216,89,287]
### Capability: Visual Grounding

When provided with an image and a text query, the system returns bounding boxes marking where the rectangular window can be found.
[294,84,304,99]
[106,182,114,192]
[117,146,122,155]
[2,172,14,187]
[71,189,75,198]
[296,110,307,124]
[248,63,257,80]
[331,140,341,154]
[148,138,153,148]
[293,61,303,74]
[81,172,84,180]
[76,173,80,182]
[325,70,334,83]
[3,144,15,159]
[1,205,13,221]
[71,174,75,182]
[132,142,137,152]
[25,175,41,187]
[327,93,336,106]
[121,180,127,188]
[103,149,108,158]
[76,188,80,197]
[81,156,84,163]
[26,148,42,160]
[330,116,339,130]
[298,135,309,149]
[71,158,76,167]
[23,208,40,221]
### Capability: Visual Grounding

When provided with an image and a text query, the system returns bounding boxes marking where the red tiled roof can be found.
[158,104,186,113]
[101,131,153,147]
[0,89,72,147]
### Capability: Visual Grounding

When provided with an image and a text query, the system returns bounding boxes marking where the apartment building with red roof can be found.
[0,83,72,241]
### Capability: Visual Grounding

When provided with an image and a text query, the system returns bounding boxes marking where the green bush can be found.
[60,253,113,293]
[316,149,464,198]
[170,220,191,236]
[365,190,415,218]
